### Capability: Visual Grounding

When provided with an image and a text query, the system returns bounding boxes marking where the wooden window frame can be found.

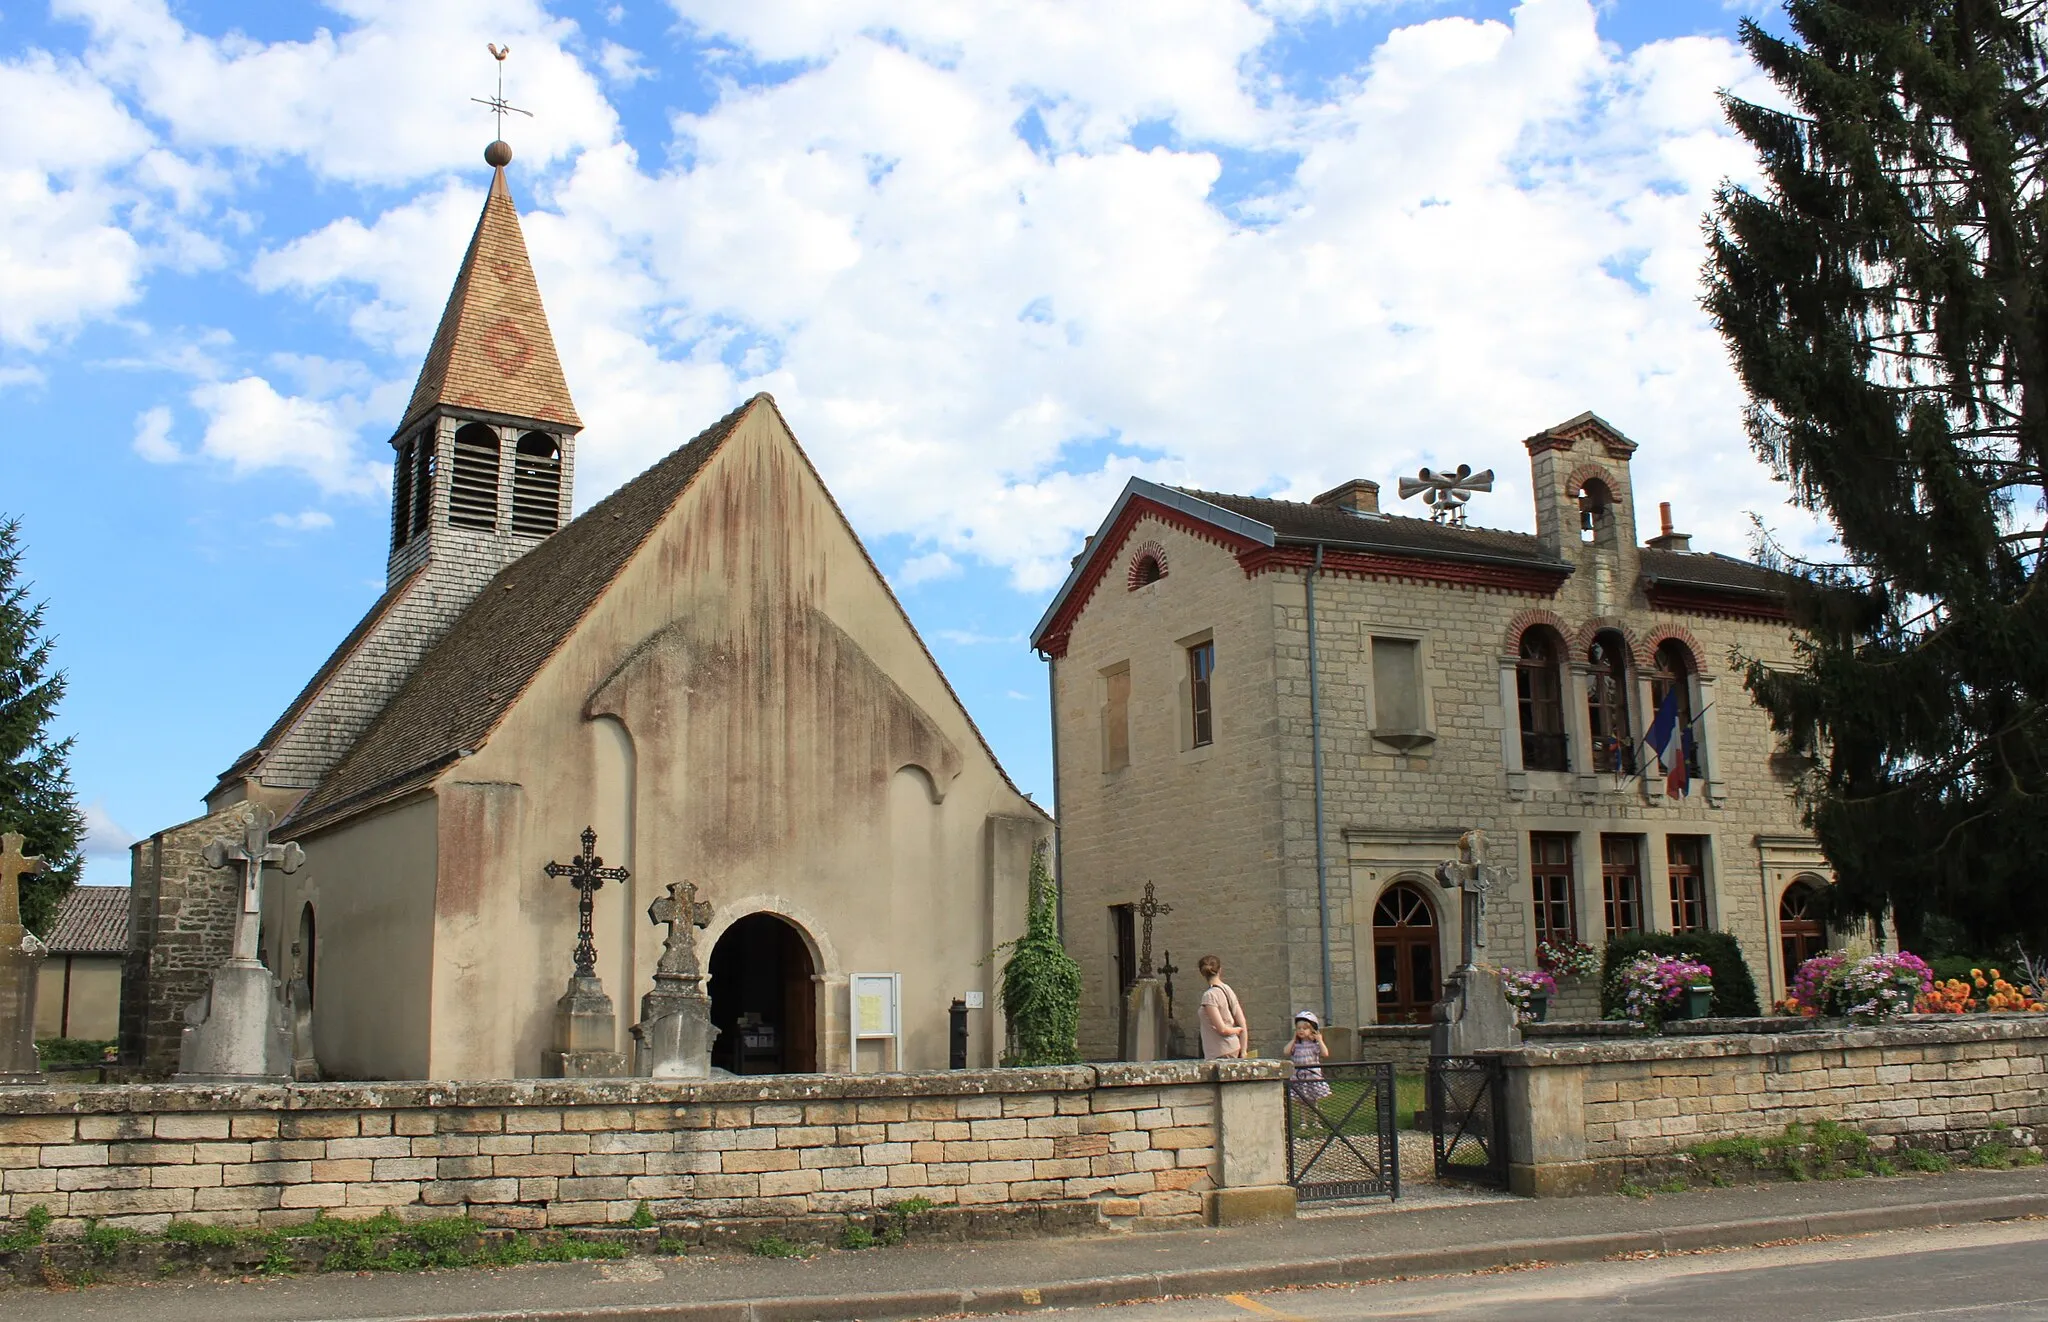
[1516,630,1569,771]
[1187,641,1215,749]
[1588,633,1634,774]
[1667,835,1708,933]
[1102,664,1131,773]
[1529,832,1578,947]
[1600,835,1644,938]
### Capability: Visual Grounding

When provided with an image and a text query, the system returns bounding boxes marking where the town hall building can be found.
[1031,415,1833,1058]
[120,150,1048,1081]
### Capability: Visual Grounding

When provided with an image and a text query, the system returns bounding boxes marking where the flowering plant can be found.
[1606,954,1713,1030]
[1500,967,1557,1024]
[1786,950,1932,1023]
[1916,967,2038,1014]
[1537,939,1599,980]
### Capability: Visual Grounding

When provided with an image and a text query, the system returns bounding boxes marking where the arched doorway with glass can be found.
[707,912,819,1074]
[1779,877,1829,988]
[1371,881,1440,1024]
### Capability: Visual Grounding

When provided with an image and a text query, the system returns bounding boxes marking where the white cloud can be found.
[80,800,137,859]
[896,551,960,587]
[597,41,652,85]
[131,405,179,462]
[0,366,47,393]
[266,510,335,531]
[188,376,381,496]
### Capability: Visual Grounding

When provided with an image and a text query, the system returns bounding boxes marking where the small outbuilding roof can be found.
[44,885,129,956]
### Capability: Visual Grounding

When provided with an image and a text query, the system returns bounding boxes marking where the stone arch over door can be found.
[1371,879,1440,1025]
[705,909,824,1074]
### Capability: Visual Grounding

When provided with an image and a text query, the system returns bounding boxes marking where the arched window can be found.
[1372,883,1438,1025]
[1131,553,1163,587]
[1516,629,1568,771]
[448,423,501,530]
[1779,877,1827,985]
[1587,631,1633,773]
[1650,640,1701,779]
[511,432,562,536]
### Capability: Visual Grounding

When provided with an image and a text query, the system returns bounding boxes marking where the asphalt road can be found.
[1069,1221,2048,1320]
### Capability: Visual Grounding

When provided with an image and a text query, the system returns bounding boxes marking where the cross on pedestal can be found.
[1434,828,1507,971]
[1135,881,1172,979]
[544,827,629,979]
[649,881,714,981]
[202,806,304,962]
[1159,949,1180,1011]
[0,833,46,932]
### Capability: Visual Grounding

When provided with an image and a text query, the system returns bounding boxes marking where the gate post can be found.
[1500,1050,1594,1196]
[1208,1063,1297,1226]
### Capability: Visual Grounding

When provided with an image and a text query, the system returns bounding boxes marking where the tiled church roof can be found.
[286,398,758,831]
[398,168,581,435]
[44,886,129,955]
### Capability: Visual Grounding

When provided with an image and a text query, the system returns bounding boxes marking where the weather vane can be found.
[1397,464,1494,525]
[473,42,533,161]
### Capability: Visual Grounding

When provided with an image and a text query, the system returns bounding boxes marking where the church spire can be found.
[398,141,580,435]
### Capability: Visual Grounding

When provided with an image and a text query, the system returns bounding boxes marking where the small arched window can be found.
[449,423,501,530]
[1587,631,1633,773]
[1132,554,1163,587]
[1577,477,1614,544]
[1651,640,1701,779]
[511,432,562,536]
[1516,629,1568,771]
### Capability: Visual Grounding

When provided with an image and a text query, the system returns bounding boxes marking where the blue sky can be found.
[2,0,1794,882]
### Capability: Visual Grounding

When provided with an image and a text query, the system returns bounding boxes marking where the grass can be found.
[1902,1146,1954,1173]
[1293,1073,1425,1138]
[628,1201,654,1229]
[838,1222,876,1251]
[748,1235,810,1259]
[1684,1119,1878,1184]
[31,1038,114,1069]
[0,1205,51,1252]
[882,1196,934,1215]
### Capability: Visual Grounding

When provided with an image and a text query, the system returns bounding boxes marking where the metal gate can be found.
[1285,1060,1399,1201]
[1428,1054,1508,1188]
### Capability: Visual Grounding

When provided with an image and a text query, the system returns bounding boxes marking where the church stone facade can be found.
[1032,414,1832,1059]
[123,157,1046,1080]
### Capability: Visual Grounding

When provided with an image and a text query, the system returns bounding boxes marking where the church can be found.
[120,149,1048,1081]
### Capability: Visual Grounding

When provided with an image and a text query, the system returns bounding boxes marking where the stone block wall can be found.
[1500,1017,2048,1195]
[0,1061,1287,1233]
[119,807,247,1074]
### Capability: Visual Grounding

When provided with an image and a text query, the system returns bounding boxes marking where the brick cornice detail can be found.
[1034,499,1263,659]
[1643,586,1789,627]
[1503,608,1571,656]
[1641,622,1710,669]
[1240,545,1568,597]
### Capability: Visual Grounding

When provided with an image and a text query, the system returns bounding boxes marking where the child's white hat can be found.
[1293,1009,1320,1026]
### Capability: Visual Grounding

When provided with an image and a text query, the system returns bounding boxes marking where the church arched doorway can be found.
[708,912,818,1074]
[1372,882,1440,1025]
[1779,878,1828,987]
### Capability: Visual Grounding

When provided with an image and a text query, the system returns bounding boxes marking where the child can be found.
[1287,1010,1330,1103]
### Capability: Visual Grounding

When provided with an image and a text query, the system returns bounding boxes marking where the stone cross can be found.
[545,827,629,979]
[1135,881,1171,979]
[648,881,714,981]
[202,806,303,962]
[0,833,46,932]
[1435,828,1507,971]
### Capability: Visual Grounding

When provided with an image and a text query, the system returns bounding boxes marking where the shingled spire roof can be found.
[399,167,581,434]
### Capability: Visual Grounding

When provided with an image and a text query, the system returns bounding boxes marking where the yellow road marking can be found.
[1020,1287,1042,1305]
[1224,1293,1307,1320]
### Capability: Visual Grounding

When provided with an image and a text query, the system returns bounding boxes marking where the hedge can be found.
[1599,932,1761,1019]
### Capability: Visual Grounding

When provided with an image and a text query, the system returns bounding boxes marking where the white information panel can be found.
[850,973,902,1073]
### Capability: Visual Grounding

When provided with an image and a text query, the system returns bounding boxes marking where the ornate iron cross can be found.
[1159,949,1180,1010]
[545,827,629,979]
[1135,881,1172,979]
[0,832,47,931]
[648,881,714,980]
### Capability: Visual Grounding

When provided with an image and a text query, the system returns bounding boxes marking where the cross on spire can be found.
[0,833,47,932]
[1135,881,1172,979]
[544,827,629,979]
[648,881,714,981]
[472,43,533,146]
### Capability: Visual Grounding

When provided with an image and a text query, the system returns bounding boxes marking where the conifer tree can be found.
[999,841,1081,1066]
[0,519,83,934]
[1706,1,2048,950]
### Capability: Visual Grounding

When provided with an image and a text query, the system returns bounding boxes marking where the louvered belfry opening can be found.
[449,423,502,530]
[391,438,414,549]
[411,431,434,538]
[511,432,562,536]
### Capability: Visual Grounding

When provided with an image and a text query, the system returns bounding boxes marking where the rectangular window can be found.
[1187,641,1215,748]
[1601,835,1644,938]
[1530,833,1577,946]
[1668,835,1708,933]
[1371,636,1422,732]
[1103,665,1131,772]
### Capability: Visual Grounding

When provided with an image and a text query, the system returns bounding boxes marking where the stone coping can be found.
[0,1059,1285,1116]
[1484,1014,2048,1067]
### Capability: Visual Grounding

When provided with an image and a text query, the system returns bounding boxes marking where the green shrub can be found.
[83,1221,142,1260]
[883,1196,934,1215]
[629,1200,654,1229]
[838,1222,875,1251]
[1600,932,1761,1019]
[1970,1142,2013,1169]
[164,1220,239,1248]
[749,1235,808,1259]
[997,841,1082,1066]
[0,1204,52,1251]
[33,1038,114,1069]
[2017,1148,2045,1167]
[1901,1146,1953,1173]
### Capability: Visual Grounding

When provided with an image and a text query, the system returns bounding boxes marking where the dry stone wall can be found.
[118,808,247,1074]
[0,1061,1285,1233]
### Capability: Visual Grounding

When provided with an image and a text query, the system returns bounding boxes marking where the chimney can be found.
[1311,479,1382,516]
[1645,501,1692,552]
[1071,533,1095,569]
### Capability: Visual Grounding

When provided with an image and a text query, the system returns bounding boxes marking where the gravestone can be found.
[0,834,49,1084]
[180,806,300,1081]
[542,827,630,1077]
[1119,882,1173,1063]
[633,880,718,1078]
[1429,829,1520,1056]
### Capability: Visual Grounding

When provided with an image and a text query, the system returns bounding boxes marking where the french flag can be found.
[1643,690,1692,797]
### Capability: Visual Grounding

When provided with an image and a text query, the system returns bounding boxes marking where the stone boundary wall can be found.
[1498,1017,2048,1195]
[0,1062,1291,1234]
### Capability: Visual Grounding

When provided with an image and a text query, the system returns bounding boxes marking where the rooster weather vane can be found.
[1397,464,1494,525]
[473,43,533,154]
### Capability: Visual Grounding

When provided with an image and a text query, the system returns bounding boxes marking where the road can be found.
[1063,1221,2048,1321]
